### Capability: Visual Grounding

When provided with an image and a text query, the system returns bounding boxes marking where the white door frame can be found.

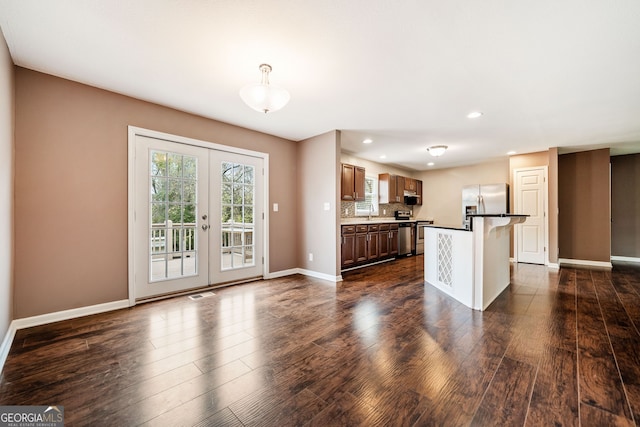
[127,126,270,306]
[513,166,549,265]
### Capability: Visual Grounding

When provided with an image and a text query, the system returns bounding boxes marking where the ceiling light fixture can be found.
[239,64,290,113]
[362,138,373,144]
[379,154,387,159]
[507,151,517,155]
[467,111,483,119]
[427,162,435,166]
[428,145,448,157]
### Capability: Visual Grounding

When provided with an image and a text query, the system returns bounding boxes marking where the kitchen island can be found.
[423,214,527,311]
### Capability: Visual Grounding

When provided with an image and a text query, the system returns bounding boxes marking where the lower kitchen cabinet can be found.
[341,225,356,267]
[367,224,379,260]
[379,224,390,257]
[389,224,399,256]
[341,222,400,270]
[355,225,368,263]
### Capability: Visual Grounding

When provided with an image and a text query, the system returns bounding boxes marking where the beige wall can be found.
[415,159,510,225]
[611,154,640,257]
[558,148,611,262]
[14,68,298,318]
[297,131,340,276]
[0,28,14,340]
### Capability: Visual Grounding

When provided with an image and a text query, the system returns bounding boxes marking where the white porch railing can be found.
[151,221,196,259]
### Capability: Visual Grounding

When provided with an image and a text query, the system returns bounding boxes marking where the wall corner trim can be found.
[265,268,342,283]
[297,269,342,283]
[264,269,299,279]
[0,322,18,375]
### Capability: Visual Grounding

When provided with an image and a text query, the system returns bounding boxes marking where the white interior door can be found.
[133,134,265,300]
[514,167,547,265]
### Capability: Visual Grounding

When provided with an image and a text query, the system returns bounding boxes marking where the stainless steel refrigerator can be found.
[462,183,509,229]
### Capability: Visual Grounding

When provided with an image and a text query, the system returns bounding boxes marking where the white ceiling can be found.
[2,0,640,171]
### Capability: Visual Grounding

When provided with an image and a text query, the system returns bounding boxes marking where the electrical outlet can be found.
[383,209,386,215]
[308,253,313,261]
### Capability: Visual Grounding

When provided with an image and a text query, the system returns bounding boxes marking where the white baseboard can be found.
[558,258,613,269]
[611,256,640,263]
[0,299,129,375]
[264,268,299,279]
[266,267,342,283]
[11,299,130,331]
[547,262,560,270]
[297,268,342,283]
[0,321,17,375]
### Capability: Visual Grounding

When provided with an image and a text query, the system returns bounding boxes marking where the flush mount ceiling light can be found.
[427,162,435,166]
[362,138,373,144]
[428,145,448,157]
[467,111,483,119]
[239,64,290,113]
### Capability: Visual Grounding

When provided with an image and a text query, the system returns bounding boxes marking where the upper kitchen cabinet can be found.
[379,173,422,204]
[341,163,366,201]
[379,173,402,203]
[404,178,417,192]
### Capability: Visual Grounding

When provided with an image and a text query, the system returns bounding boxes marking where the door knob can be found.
[202,224,209,231]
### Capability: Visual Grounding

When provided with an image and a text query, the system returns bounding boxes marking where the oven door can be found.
[415,222,425,255]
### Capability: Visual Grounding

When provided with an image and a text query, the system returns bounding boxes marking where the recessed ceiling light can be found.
[362,138,373,144]
[379,154,387,159]
[427,162,435,166]
[467,111,483,119]
[507,151,517,155]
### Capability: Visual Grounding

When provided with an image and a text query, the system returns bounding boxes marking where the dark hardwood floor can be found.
[2,256,640,426]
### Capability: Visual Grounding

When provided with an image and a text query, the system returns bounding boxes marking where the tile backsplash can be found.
[341,201,412,219]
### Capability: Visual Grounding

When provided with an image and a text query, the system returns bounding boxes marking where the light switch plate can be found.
[323,202,330,211]
[273,203,279,212]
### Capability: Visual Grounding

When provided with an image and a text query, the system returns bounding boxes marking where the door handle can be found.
[202,224,209,231]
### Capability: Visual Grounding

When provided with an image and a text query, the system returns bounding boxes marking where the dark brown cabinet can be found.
[354,225,368,263]
[341,222,401,270]
[341,225,356,267]
[379,173,422,205]
[378,224,390,257]
[389,225,399,256]
[367,224,379,260]
[379,173,402,203]
[341,163,366,201]
[404,177,416,192]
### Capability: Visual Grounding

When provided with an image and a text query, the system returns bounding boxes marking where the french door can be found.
[133,134,263,300]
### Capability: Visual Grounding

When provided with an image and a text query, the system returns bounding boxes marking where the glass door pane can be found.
[220,162,255,270]
[149,150,199,281]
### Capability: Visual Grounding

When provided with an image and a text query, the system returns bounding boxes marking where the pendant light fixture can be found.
[428,145,448,157]
[239,64,290,113]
